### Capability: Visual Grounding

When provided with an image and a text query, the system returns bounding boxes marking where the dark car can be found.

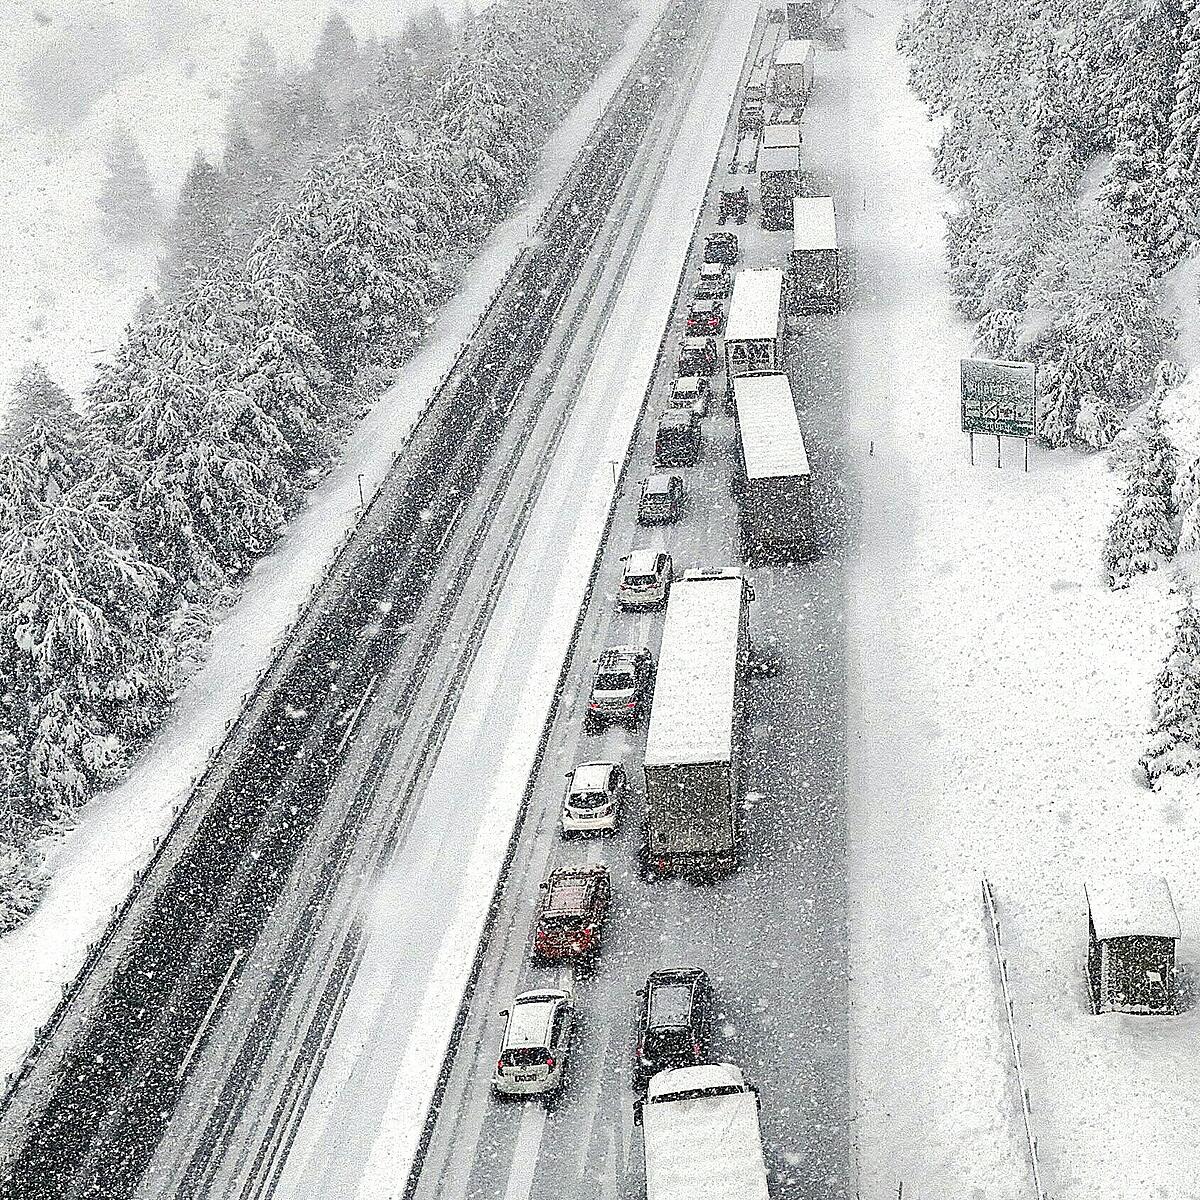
[655,410,701,468]
[637,473,685,525]
[677,336,718,377]
[634,968,714,1085]
[585,645,655,731]
[704,231,739,265]
[532,864,611,963]
[686,299,723,335]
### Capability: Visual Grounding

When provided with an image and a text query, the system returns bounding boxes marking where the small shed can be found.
[1085,875,1180,1015]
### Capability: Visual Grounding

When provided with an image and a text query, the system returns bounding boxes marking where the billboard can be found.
[960,358,1037,438]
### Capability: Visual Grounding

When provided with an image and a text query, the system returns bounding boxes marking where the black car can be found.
[585,645,655,732]
[704,231,739,266]
[634,968,714,1085]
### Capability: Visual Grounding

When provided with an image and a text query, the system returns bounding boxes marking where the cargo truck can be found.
[732,372,813,562]
[756,144,801,230]
[772,39,815,104]
[634,1063,769,1200]
[791,195,839,311]
[724,268,785,393]
[642,568,752,878]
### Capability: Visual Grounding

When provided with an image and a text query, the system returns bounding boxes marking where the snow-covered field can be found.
[827,4,1200,1198]
[0,0,658,1083]
[0,0,441,400]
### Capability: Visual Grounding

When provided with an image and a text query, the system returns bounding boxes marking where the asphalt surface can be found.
[0,6,707,1198]
[410,22,853,1200]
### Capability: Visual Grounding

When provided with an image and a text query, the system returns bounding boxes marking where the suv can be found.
[670,375,711,416]
[677,336,718,377]
[562,761,627,835]
[686,299,723,335]
[655,409,701,468]
[493,988,575,1098]
[533,864,611,962]
[695,261,730,302]
[638,474,685,525]
[634,968,714,1085]
[618,550,672,610]
[585,645,655,730]
[704,231,739,266]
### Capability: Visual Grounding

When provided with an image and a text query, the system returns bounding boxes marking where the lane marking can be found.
[501,1101,549,1200]
[177,949,245,1081]
[335,673,380,759]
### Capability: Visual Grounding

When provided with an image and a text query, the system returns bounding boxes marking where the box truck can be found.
[791,195,839,311]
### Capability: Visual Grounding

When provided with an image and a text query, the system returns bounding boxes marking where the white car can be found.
[618,550,672,610]
[695,261,730,300]
[670,376,710,416]
[562,761,628,835]
[493,989,575,1098]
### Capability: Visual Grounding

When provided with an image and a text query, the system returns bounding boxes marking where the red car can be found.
[686,299,723,335]
[532,864,611,963]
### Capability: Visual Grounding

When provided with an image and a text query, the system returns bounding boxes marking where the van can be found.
[655,410,701,468]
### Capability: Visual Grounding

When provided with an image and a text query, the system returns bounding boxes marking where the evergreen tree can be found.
[5,362,82,503]
[160,152,232,298]
[1101,97,1167,259]
[974,308,1022,359]
[1074,391,1120,448]
[1103,399,1178,586]
[96,126,161,243]
[1141,586,1200,783]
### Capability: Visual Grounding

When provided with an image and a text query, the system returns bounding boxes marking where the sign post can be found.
[960,358,1037,471]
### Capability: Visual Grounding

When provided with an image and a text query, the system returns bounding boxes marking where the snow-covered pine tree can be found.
[1039,347,1084,447]
[1103,399,1178,585]
[974,308,1022,359]
[1101,97,1167,259]
[1168,0,1200,180]
[0,487,172,815]
[5,362,83,504]
[97,126,162,243]
[160,152,232,298]
[1075,391,1121,448]
[1141,585,1200,783]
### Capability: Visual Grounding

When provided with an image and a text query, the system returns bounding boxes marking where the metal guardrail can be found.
[982,878,1051,1200]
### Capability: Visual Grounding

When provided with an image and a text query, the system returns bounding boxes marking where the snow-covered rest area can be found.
[828,2,1200,1196]
[0,0,657,1081]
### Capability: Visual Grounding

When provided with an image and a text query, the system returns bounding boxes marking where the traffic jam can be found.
[487,4,841,1195]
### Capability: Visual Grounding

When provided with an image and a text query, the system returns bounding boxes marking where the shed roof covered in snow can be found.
[645,571,747,768]
[725,268,783,344]
[1086,874,1180,941]
[792,196,837,252]
[733,373,809,481]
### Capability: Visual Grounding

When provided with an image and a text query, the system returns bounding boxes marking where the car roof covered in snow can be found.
[570,762,617,793]
[508,990,567,1045]
[774,38,814,65]
[1086,874,1180,941]
[645,572,746,767]
[725,269,783,344]
[792,196,838,252]
[624,549,662,576]
[733,373,809,481]
[644,473,675,495]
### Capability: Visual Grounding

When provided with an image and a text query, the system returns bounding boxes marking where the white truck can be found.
[772,39,815,104]
[634,1063,769,1200]
[642,568,752,878]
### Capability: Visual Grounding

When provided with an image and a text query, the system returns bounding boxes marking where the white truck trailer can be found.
[772,39,815,103]
[724,268,785,392]
[762,121,802,151]
[642,569,753,878]
[634,1063,769,1200]
[791,195,839,311]
[732,372,813,562]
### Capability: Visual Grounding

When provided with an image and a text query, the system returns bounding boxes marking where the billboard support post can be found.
[997,435,1002,469]
[1024,437,1029,473]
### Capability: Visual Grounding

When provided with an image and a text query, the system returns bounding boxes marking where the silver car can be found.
[562,761,628,835]
[493,989,575,1098]
[618,550,672,610]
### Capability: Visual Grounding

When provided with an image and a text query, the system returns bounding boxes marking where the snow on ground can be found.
[0,0,448,401]
[824,3,1200,1198]
[0,0,664,1083]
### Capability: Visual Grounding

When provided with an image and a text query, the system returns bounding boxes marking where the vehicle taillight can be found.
[625,701,637,709]
[498,1058,505,1073]
[546,1056,555,1069]
[692,1040,701,1058]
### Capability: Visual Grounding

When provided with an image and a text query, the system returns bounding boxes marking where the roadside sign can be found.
[960,358,1036,438]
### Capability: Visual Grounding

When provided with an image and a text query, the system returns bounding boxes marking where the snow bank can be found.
[814,3,1200,1198]
[0,0,652,1084]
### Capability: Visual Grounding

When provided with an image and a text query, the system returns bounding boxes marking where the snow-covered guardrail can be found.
[981,878,1051,1200]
